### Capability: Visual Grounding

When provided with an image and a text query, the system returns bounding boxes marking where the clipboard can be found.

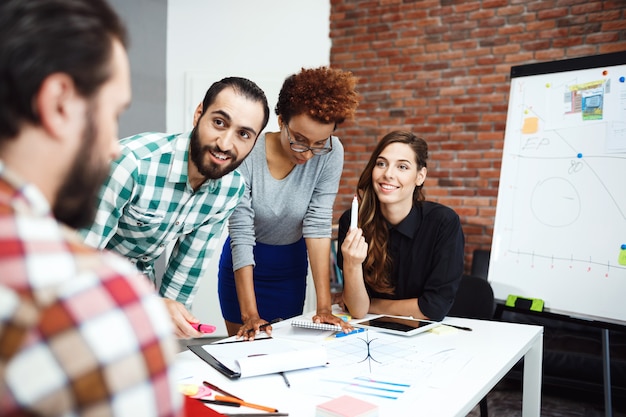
[188,343,245,379]
[188,337,327,379]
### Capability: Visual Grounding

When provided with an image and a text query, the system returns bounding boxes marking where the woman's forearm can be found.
[233,265,260,321]
[341,264,370,318]
[369,298,428,319]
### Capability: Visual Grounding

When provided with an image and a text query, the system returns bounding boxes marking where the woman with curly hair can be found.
[218,67,359,338]
[337,131,464,321]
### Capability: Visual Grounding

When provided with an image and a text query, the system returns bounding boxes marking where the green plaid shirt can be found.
[81,131,244,307]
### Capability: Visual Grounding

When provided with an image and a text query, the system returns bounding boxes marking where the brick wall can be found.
[329,0,626,273]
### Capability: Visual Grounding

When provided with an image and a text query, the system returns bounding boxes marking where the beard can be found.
[189,125,243,180]
[53,108,111,229]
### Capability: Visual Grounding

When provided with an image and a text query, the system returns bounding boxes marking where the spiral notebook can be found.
[291,320,343,332]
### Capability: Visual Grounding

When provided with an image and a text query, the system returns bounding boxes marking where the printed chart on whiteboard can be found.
[489,52,626,324]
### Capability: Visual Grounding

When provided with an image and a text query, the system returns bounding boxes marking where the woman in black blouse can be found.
[337,131,464,320]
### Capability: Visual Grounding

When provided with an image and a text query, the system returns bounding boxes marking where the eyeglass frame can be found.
[284,124,333,155]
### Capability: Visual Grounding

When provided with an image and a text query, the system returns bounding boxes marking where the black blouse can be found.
[337,201,465,321]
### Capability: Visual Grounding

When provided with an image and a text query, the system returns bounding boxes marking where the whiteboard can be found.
[488,51,626,326]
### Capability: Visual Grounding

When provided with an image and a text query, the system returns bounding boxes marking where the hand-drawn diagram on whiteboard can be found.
[489,52,626,324]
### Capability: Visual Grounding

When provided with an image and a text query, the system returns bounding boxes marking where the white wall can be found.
[167,0,331,133]
[166,1,331,336]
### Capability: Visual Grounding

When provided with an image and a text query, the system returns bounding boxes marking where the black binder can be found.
[187,337,275,379]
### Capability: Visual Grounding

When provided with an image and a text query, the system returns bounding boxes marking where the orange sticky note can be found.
[522,117,539,134]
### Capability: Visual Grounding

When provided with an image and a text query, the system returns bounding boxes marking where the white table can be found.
[175,316,543,417]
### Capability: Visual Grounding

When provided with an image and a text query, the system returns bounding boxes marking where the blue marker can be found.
[335,327,365,338]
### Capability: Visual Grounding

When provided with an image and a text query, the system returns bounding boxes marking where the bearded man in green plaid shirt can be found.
[81,77,269,338]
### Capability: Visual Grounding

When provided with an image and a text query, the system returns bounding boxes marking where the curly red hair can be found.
[275,66,359,126]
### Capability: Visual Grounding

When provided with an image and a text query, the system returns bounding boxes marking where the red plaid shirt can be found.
[0,165,183,416]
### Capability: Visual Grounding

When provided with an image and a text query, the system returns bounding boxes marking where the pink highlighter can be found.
[194,323,217,334]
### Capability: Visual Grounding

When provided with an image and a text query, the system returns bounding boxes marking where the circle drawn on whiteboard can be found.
[530,177,581,227]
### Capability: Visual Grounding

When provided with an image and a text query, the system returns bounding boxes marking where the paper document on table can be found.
[189,337,328,378]
[320,332,474,385]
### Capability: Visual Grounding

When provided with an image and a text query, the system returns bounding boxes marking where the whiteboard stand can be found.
[488,50,626,417]
[494,303,622,417]
[602,328,613,417]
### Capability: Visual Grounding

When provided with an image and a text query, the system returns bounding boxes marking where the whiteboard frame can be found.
[488,51,626,327]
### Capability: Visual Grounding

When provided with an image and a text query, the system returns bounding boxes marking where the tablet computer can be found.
[352,315,441,336]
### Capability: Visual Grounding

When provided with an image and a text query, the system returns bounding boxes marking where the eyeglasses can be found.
[285,124,333,155]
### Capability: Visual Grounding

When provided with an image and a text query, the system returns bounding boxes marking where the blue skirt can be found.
[218,236,308,323]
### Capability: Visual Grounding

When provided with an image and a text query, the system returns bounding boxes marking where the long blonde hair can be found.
[357,131,429,294]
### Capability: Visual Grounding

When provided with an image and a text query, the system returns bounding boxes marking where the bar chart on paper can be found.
[313,331,472,401]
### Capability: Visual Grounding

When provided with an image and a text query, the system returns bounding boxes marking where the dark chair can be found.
[448,274,495,320]
[448,274,495,417]
[470,249,491,280]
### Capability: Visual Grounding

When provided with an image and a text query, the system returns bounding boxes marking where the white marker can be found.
[350,194,358,230]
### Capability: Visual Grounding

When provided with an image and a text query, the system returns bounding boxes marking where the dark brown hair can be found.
[0,0,128,141]
[201,77,270,134]
[357,131,429,294]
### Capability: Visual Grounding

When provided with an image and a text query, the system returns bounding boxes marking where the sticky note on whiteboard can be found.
[619,244,626,266]
[522,117,539,134]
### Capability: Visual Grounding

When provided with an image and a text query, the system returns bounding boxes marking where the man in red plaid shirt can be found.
[0,0,182,415]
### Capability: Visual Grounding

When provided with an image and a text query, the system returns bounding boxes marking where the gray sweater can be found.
[228,133,344,271]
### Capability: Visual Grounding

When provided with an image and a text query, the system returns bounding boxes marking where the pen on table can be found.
[443,323,472,331]
[197,399,241,407]
[259,318,283,331]
[350,194,358,230]
[214,395,279,413]
[279,371,290,388]
[213,336,274,344]
[247,318,283,335]
[418,318,473,332]
[202,381,243,401]
[222,413,289,417]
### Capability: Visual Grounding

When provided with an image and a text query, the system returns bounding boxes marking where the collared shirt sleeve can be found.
[80,146,138,250]
[413,205,465,321]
